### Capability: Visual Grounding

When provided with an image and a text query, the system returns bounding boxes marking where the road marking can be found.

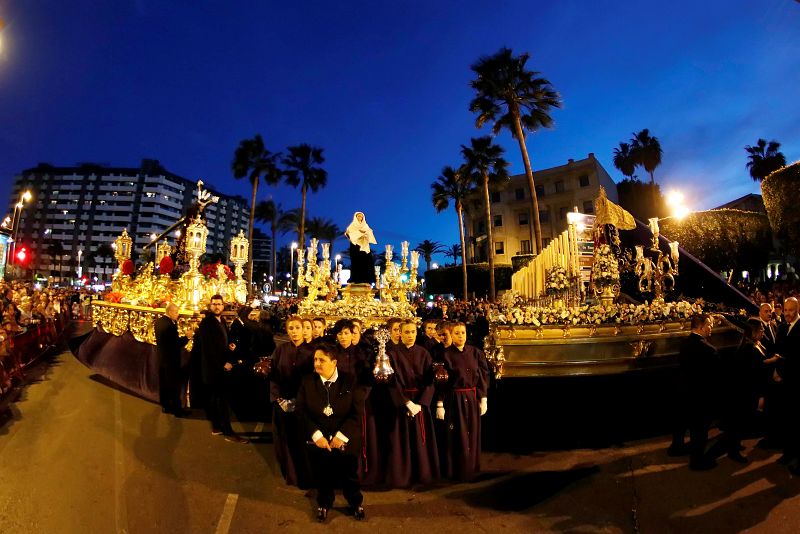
[114,390,129,534]
[253,422,265,434]
[215,493,239,534]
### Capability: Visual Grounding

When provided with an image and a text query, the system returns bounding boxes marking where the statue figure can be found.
[344,211,377,284]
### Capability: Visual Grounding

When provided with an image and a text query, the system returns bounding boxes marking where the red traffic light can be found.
[16,248,27,262]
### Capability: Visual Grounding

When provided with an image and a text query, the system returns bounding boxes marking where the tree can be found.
[282,144,328,250]
[444,244,462,266]
[745,138,786,182]
[414,240,448,273]
[761,161,800,258]
[432,165,472,299]
[305,217,341,245]
[461,136,510,301]
[469,46,562,254]
[613,142,637,180]
[630,129,663,185]
[231,134,282,292]
[255,199,282,279]
[277,208,302,239]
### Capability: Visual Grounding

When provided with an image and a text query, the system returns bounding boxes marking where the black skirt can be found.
[349,242,375,284]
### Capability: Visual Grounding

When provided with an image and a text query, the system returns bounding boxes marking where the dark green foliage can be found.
[423,263,513,298]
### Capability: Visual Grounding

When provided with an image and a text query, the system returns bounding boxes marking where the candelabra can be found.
[297,238,339,301]
[632,218,680,301]
[377,244,419,302]
[230,230,249,304]
[183,215,208,310]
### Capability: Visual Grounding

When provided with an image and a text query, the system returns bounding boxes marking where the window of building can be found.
[539,210,550,223]
[579,175,590,187]
[520,240,532,254]
[475,220,486,234]
[583,200,594,213]
[559,206,568,220]
[495,241,504,255]
[491,191,501,203]
[555,180,565,193]
[518,212,529,225]
[515,188,524,200]
[535,184,545,198]
[493,214,503,227]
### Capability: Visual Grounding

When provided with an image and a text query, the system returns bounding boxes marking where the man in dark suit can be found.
[675,313,719,470]
[296,341,367,523]
[775,297,800,472]
[760,303,778,355]
[155,302,189,416]
[194,294,248,444]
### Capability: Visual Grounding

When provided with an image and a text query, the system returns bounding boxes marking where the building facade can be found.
[7,159,265,282]
[463,153,618,263]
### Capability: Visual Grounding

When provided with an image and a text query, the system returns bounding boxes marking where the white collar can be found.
[319,368,339,384]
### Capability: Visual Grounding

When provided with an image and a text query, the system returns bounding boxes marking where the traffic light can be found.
[16,247,29,267]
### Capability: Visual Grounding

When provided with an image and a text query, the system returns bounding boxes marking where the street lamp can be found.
[5,190,32,277]
[77,248,83,279]
[666,190,690,220]
[290,242,298,295]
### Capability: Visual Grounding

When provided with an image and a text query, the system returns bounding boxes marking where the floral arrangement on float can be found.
[545,265,569,296]
[200,261,235,281]
[591,244,620,306]
[490,291,703,327]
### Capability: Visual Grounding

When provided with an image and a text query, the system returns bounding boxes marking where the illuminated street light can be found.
[666,190,690,220]
[432,263,439,269]
[290,242,298,295]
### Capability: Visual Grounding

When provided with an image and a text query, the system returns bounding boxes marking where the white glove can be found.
[480,397,488,416]
[436,401,445,420]
[406,400,422,417]
[286,399,296,413]
[278,399,291,412]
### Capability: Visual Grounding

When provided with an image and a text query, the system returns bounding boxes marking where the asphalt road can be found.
[2,329,800,533]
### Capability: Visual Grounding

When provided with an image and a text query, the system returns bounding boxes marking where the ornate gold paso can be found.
[92,301,201,347]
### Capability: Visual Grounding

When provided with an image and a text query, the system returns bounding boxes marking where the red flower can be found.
[159,256,174,274]
[121,259,135,275]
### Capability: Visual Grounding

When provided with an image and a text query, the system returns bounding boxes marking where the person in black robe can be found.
[385,320,439,487]
[194,294,248,443]
[270,315,313,486]
[774,297,800,473]
[386,318,402,351]
[438,322,489,481]
[296,341,368,522]
[344,212,377,284]
[155,303,189,416]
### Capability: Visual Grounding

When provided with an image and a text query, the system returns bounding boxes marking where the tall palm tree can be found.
[613,142,637,180]
[469,46,562,254]
[745,138,786,181]
[461,136,510,302]
[231,134,282,291]
[432,165,472,299]
[277,208,302,239]
[414,240,448,273]
[254,199,282,279]
[282,144,328,249]
[305,217,341,245]
[630,129,662,185]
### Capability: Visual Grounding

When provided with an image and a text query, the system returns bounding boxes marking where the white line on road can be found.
[114,390,129,534]
[215,493,239,534]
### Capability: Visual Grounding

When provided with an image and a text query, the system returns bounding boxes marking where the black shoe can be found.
[211,429,223,436]
[727,452,749,464]
[777,454,793,465]
[667,444,690,457]
[224,433,250,444]
[317,507,328,522]
[689,459,717,471]
[350,506,365,520]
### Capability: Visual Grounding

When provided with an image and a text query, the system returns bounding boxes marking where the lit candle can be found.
[401,241,409,257]
[385,244,393,262]
[375,266,381,284]
[410,251,419,268]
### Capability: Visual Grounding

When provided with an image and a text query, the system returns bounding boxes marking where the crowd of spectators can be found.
[748,280,800,310]
[0,281,72,395]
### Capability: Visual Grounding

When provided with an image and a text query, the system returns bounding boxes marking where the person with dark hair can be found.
[384,319,439,487]
[312,317,327,339]
[438,322,489,481]
[270,315,313,486]
[385,318,402,351]
[155,302,189,416]
[301,318,314,344]
[331,319,369,382]
[296,341,367,522]
[674,313,719,470]
[195,295,248,443]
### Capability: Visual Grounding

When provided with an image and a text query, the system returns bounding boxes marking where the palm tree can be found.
[282,144,328,249]
[305,217,341,245]
[630,129,662,186]
[277,208,302,239]
[461,136,510,301]
[414,240,448,273]
[432,165,472,299]
[254,199,282,279]
[613,142,637,180]
[231,134,282,291]
[745,138,786,181]
[444,244,462,265]
[469,46,562,254]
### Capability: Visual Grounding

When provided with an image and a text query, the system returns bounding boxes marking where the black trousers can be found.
[159,361,182,412]
[688,413,712,465]
[308,447,362,509]
[205,381,234,434]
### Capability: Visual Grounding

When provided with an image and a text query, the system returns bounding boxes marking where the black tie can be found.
[324,381,332,389]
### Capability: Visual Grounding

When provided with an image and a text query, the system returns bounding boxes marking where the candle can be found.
[648,217,659,237]
[385,244,393,262]
[635,245,644,261]
[669,241,679,263]
[321,242,330,259]
[401,241,409,257]
[375,266,381,284]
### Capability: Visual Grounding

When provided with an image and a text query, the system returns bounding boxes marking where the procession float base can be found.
[486,317,741,378]
[71,301,201,402]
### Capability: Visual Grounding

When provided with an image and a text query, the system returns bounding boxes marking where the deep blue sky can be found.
[1,0,798,262]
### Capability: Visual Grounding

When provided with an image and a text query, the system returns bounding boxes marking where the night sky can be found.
[1,0,798,262]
